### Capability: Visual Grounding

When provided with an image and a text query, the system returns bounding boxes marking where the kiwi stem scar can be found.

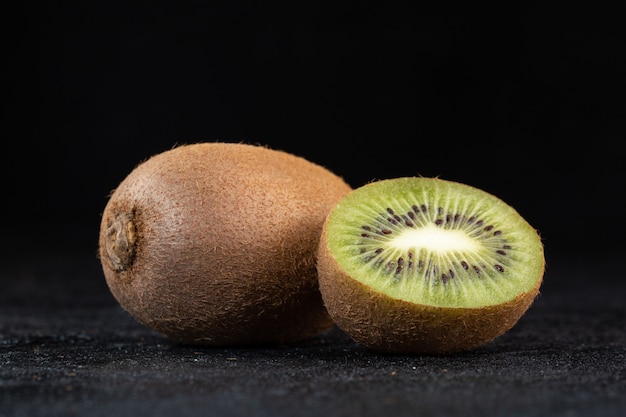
[104,212,136,272]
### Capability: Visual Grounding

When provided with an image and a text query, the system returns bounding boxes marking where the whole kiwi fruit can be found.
[98,142,352,346]
[317,177,545,355]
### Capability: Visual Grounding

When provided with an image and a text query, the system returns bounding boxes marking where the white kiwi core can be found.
[393,225,480,253]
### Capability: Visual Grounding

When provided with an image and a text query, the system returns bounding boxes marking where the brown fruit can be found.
[99,142,352,346]
[316,177,545,354]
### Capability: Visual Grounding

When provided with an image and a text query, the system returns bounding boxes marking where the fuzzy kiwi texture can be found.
[99,142,352,346]
[316,177,545,355]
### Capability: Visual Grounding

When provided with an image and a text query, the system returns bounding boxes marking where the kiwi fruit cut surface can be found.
[99,142,352,346]
[317,177,545,354]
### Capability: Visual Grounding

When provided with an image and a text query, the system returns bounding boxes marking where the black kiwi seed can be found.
[358,205,512,282]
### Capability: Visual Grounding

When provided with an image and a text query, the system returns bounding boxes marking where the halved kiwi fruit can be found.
[99,142,352,346]
[317,177,545,354]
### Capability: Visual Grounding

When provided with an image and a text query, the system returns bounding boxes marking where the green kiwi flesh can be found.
[99,142,352,346]
[317,177,545,354]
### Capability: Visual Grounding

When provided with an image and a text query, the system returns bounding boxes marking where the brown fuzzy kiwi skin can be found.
[98,142,352,347]
[316,225,544,355]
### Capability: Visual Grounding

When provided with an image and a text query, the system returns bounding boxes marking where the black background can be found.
[4,5,626,263]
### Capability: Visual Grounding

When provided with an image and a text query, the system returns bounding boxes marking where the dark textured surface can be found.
[1,250,624,417]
